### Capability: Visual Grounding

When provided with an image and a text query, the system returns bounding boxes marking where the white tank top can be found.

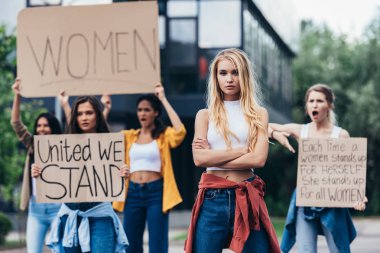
[207,100,249,171]
[129,140,162,173]
[300,123,342,139]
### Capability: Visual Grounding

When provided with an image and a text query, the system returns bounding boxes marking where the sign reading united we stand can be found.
[34,133,125,203]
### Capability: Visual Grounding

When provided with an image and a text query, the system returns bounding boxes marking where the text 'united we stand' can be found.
[34,133,126,203]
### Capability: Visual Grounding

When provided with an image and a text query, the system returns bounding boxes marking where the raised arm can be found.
[58,90,71,123]
[11,78,21,122]
[154,83,183,131]
[100,94,112,120]
[217,107,269,170]
[11,78,33,147]
[192,109,247,168]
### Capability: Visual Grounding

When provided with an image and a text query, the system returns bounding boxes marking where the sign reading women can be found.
[17,2,159,97]
[34,133,125,203]
[296,138,367,208]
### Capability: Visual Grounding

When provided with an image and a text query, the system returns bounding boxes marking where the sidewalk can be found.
[3,211,380,253]
[145,212,380,253]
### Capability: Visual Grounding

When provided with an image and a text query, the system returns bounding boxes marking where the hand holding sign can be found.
[12,78,21,95]
[154,83,166,101]
[119,164,130,178]
[31,163,42,178]
[354,196,368,211]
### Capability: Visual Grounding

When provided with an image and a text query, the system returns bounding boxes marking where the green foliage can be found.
[257,140,298,216]
[0,25,45,207]
[290,16,380,215]
[264,12,380,216]
[0,212,12,245]
[0,25,18,202]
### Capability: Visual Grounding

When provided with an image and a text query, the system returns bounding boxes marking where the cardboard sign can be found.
[296,138,367,208]
[17,2,160,97]
[34,133,125,203]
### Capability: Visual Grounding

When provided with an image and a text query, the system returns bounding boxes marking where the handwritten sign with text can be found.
[17,2,159,97]
[296,138,367,208]
[34,133,125,203]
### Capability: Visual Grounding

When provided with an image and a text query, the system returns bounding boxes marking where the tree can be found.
[342,13,380,214]
[0,25,44,210]
[290,17,380,215]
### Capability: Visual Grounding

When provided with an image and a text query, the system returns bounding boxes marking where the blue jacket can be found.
[281,190,357,253]
[47,202,128,253]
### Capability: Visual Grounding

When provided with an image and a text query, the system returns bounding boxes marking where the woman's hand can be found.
[101,94,112,111]
[31,163,42,178]
[192,138,210,150]
[192,137,248,157]
[12,77,21,95]
[273,131,295,153]
[119,164,130,178]
[354,196,368,211]
[154,83,166,101]
[58,90,69,107]
[100,94,112,120]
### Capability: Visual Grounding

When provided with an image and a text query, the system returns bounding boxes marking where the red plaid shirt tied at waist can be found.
[184,173,280,253]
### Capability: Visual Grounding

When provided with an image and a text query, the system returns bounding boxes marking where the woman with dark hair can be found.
[33,96,128,253]
[269,84,367,253]
[112,83,186,253]
[65,96,111,134]
[11,78,62,253]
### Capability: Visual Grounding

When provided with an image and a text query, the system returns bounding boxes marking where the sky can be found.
[1,0,380,39]
[291,0,380,39]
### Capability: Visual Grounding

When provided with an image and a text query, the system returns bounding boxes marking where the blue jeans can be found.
[193,187,269,253]
[27,196,61,253]
[295,207,339,253]
[123,179,168,253]
[60,214,116,253]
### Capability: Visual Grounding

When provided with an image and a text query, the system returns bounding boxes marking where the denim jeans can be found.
[193,187,269,253]
[60,214,116,253]
[295,207,339,253]
[123,179,168,253]
[27,196,61,253]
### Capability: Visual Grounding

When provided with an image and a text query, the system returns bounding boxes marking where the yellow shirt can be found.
[112,125,186,213]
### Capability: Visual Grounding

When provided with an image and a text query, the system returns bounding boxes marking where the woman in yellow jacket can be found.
[113,83,186,253]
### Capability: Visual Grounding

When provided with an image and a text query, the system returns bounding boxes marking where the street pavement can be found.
[2,211,380,253]
[152,218,380,253]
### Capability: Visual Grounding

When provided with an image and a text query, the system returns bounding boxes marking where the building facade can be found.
[9,0,298,209]
[126,0,298,209]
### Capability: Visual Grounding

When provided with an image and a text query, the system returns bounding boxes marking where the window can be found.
[159,16,166,48]
[169,19,196,66]
[167,0,197,17]
[199,0,241,48]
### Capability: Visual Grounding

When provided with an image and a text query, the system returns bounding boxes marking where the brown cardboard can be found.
[34,133,125,203]
[17,2,159,97]
[296,138,367,208]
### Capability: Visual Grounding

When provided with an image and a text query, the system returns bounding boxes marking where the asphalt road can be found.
[3,214,379,253]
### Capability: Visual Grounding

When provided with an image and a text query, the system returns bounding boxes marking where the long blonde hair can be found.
[207,48,264,151]
[305,84,337,125]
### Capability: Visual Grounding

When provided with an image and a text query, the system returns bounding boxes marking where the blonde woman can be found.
[269,84,367,253]
[185,48,280,253]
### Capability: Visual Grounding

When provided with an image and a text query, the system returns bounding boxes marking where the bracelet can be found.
[270,130,278,139]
